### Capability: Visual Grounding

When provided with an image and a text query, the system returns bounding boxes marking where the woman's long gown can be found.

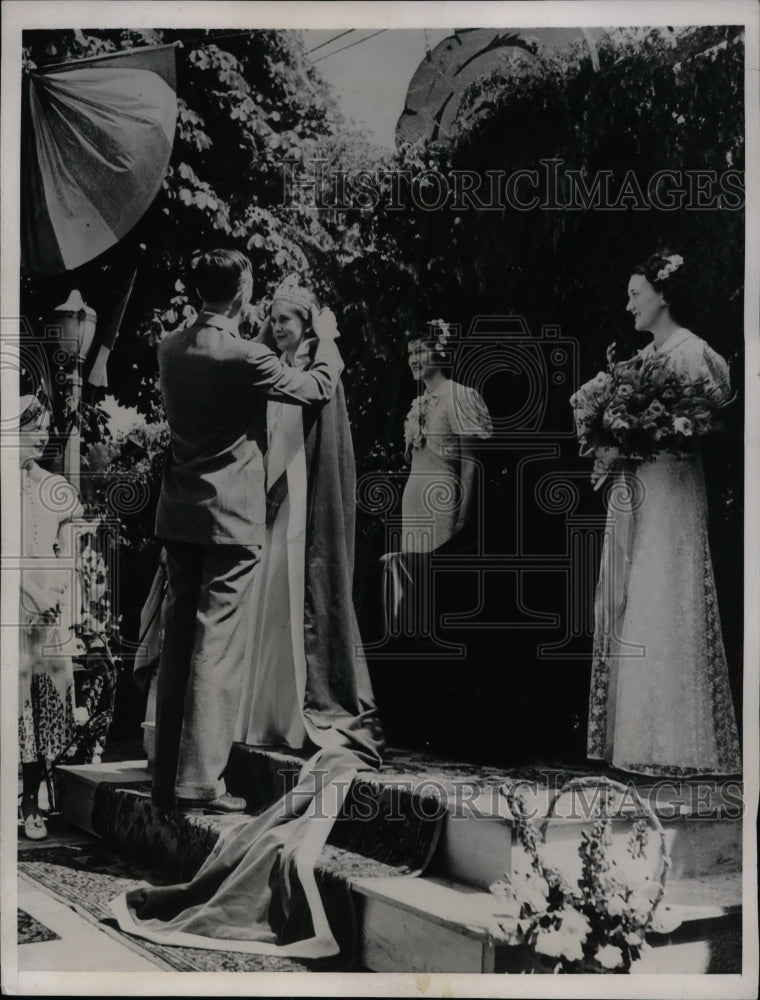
[380,379,492,754]
[112,342,384,958]
[400,379,493,554]
[234,338,383,759]
[587,329,741,776]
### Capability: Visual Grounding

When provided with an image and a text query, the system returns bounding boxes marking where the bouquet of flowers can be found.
[490,779,670,974]
[570,344,728,488]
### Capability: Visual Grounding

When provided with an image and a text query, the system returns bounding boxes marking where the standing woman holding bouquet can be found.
[581,249,741,776]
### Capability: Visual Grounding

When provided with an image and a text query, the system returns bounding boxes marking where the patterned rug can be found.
[17,841,319,972]
[17,908,60,945]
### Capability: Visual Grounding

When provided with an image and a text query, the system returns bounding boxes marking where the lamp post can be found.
[52,289,97,489]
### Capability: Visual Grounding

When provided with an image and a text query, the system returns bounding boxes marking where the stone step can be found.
[56,760,742,974]
[59,748,744,901]
[57,760,154,837]
[226,745,743,893]
[354,868,741,973]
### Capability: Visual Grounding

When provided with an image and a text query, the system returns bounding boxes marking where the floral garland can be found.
[490,778,670,974]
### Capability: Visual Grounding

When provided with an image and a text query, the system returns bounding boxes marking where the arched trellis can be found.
[396,28,605,145]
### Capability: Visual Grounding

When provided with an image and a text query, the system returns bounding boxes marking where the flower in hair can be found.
[429,318,451,351]
[655,255,684,282]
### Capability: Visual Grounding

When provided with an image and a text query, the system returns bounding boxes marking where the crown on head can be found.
[272,273,313,312]
[19,393,47,429]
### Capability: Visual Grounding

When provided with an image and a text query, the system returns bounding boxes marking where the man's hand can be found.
[311,305,340,341]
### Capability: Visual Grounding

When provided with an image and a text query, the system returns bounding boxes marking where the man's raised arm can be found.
[242,306,344,405]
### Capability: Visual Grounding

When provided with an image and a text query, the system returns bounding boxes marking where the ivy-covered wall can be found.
[20,25,744,753]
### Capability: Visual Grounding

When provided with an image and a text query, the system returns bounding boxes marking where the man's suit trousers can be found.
[152,540,260,804]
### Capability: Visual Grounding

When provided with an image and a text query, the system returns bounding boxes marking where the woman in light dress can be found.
[378,320,492,754]
[383,321,492,627]
[18,395,84,838]
[111,279,382,957]
[400,320,493,555]
[586,250,741,776]
[234,276,384,761]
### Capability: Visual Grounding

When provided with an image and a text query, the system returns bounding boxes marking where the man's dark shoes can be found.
[175,793,247,815]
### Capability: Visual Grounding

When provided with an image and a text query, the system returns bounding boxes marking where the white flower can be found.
[535,927,584,963]
[560,907,591,940]
[489,881,522,919]
[656,254,684,281]
[605,893,626,918]
[673,415,693,436]
[595,944,624,969]
[509,870,549,913]
[429,318,450,345]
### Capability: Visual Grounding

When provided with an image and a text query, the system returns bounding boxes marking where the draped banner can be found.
[22,45,177,275]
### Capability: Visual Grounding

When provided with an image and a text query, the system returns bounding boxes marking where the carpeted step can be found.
[56,757,743,974]
[59,750,744,900]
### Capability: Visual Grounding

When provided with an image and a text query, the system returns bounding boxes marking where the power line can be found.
[306,30,355,55]
[174,30,255,47]
[313,29,387,64]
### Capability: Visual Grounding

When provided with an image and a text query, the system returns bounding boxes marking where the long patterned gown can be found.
[587,328,742,776]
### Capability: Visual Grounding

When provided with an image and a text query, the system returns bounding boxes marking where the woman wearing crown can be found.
[111,275,382,959]
[234,275,384,760]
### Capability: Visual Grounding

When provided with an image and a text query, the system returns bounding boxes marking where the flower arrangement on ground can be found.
[490,778,670,974]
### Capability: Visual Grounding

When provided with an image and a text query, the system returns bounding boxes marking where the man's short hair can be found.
[192,249,252,303]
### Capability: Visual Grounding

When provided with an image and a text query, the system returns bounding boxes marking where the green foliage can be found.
[20,25,745,705]
[21,27,379,411]
[331,26,744,647]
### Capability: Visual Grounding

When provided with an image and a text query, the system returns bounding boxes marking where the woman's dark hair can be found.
[405,319,453,366]
[631,248,691,326]
[191,249,252,303]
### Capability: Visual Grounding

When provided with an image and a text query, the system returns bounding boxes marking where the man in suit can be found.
[152,249,343,812]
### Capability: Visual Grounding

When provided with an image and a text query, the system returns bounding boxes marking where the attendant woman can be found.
[234,275,384,761]
[380,321,492,754]
[18,395,83,838]
[586,250,741,776]
[399,320,493,555]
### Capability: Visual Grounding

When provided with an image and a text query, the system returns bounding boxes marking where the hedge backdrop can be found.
[20,25,744,759]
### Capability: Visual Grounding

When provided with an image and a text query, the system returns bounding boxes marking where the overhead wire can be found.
[306,30,355,54]
[312,29,387,64]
